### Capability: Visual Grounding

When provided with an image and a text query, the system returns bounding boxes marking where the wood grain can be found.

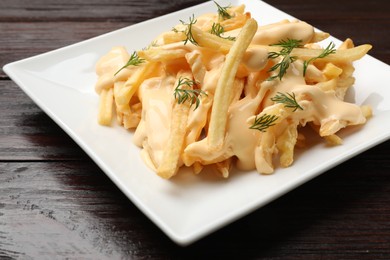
[0,0,389,258]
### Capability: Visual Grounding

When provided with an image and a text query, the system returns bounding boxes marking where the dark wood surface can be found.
[1,0,389,259]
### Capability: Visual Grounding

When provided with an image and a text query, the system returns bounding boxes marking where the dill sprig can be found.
[178,14,198,45]
[269,39,303,53]
[249,114,279,132]
[173,77,207,110]
[271,92,303,112]
[303,42,336,76]
[213,1,232,20]
[267,39,303,81]
[210,23,236,41]
[114,51,145,76]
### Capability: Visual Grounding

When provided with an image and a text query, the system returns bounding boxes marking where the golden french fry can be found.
[122,103,142,129]
[162,31,186,44]
[138,48,188,61]
[247,103,292,128]
[114,82,137,123]
[95,46,130,77]
[157,73,192,179]
[254,131,276,174]
[322,63,343,79]
[185,51,206,85]
[339,63,355,79]
[219,12,251,31]
[208,18,258,149]
[309,117,343,146]
[191,25,232,54]
[95,73,114,94]
[116,62,158,106]
[338,38,355,50]
[324,134,343,146]
[361,105,373,119]
[276,122,298,167]
[116,111,124,126]
[230,78,245,103]
[113,81,130,114]
[193,161,203,175]
[290,44,372,63]
[214,158,232,178]
[315,78,338,92]
[337,77,355,89]
[304,63,326,83]
[309,31,330,43]
[185,93,213,146]
[320,119,348,136]
[123,113,141,129]
[98,88,114,126]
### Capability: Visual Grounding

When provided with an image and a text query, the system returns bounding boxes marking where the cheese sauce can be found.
[95,11,369,176]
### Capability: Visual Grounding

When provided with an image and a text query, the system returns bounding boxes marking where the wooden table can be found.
[1,0,389,258]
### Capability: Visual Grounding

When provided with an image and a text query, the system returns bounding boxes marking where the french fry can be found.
[185,51,206,84]
[324,134,343,146]
[310,31,330,43]
[95,73,114,94]
[231,78,245,103]
[276,122,298,167]
[193,161,203,175]
[315,78,338,92]
[185,93,213,147]
[361,105,373,119]
[95,46,130,77]
[123,103,142,129]
[116,61,158,106]
[247,103,292,128]
[337,76,355,89]
[208,18,258,149]
[304,63,326,83]
[338,38,355,50]
[290,44,372,63]
[157,72,192,179]
[214,158,232,178]
[319,119,348,136]
[254,131,276,174]
[138,48,188,61]
[220,12,251,31]
[113,81,130,115]
[98,88,114,126]
[191,25,232,54]
[322,63,343,79]
[162,31,186,44]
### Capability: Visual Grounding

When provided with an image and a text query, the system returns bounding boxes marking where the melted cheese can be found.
[95,13,368,175]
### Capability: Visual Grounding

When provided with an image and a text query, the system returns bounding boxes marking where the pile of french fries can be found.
[95,4,372,179]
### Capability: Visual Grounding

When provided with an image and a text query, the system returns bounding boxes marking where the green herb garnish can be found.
[271,92,303,112]
[214,1,232,20]
[267,39,303,81]
[114,51,145,76]
[249,114,279,132]
[178,14,198,45]
[173,77,207,110]
[303,42,336,76]
[210,23,236,41]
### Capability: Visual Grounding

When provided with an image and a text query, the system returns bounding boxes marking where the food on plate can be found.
[94,2,372,179]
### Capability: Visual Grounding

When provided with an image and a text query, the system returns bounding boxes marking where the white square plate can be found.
[4,0,390,246]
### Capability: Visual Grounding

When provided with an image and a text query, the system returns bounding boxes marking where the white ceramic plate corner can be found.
[4,0,390,246]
